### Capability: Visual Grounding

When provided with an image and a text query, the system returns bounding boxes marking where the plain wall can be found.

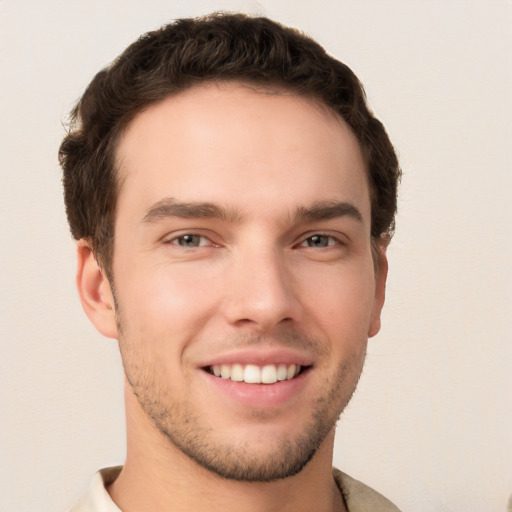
[1,1,511,510]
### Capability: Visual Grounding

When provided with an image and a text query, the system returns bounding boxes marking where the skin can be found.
[77,82,388,512]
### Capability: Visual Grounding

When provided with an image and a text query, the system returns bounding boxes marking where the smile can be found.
[206,363,306,384]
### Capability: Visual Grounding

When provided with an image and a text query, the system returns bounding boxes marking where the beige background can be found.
[1,0,511,510]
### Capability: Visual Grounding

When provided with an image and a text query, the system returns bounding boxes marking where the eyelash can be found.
[165,232,344,250]
[298,234,343,249]
[167,234,214,248]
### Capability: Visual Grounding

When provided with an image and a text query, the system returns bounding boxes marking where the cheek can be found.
[118,264,219,341]
[298,262,376,340]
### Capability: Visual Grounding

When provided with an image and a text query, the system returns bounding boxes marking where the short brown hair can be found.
[59,12,400,274]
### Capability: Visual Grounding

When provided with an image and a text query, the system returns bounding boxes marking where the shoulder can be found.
[333,468,402,512]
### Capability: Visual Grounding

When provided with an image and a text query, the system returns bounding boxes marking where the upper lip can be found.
[197,348,314,369]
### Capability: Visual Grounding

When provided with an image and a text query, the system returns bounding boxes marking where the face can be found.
[94,82,386,481]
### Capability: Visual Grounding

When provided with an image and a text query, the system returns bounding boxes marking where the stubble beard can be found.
[116,313,366,482]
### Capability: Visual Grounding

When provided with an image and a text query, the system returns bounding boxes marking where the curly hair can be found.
[59,12,400,275]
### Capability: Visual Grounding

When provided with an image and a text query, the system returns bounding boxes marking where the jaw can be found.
[113,398,341,512]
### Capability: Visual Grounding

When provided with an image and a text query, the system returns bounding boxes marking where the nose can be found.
[221,245,301,331]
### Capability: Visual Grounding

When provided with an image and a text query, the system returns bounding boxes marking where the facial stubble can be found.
[114,303,367,482]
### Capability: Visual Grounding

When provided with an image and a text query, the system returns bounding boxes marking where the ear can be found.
[76,239,118,339]
[368,243,388,338]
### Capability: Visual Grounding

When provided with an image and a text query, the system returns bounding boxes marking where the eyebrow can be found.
[142,198,363,225]
[142,198,242,224]
[294,201,363,224]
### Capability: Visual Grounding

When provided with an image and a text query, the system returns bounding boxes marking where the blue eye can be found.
[302,235,336,248]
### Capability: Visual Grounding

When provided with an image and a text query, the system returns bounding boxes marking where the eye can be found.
[300,234,338,248]
[170,234,210,248]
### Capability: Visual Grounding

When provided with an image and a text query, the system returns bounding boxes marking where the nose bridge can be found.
[222,239,298,329]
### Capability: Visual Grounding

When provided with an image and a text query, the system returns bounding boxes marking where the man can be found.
[60,13,401,512]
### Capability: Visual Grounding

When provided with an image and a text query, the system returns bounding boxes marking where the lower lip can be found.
[200,368,310,409]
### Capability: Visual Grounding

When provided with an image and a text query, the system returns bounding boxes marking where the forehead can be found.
[115,81,370,224]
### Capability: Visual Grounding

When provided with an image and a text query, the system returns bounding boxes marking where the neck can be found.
[107,384,346,512]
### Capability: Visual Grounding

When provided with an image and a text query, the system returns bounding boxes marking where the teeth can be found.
[277,364,288,381]
[220,364,230,379]
[231,364,244,382]
[244,364,261,384]
[261,364,277,384]
[210,363,303,384]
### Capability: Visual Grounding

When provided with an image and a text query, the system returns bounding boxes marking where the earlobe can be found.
[76,240,118,339]
[368,243,388,338]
